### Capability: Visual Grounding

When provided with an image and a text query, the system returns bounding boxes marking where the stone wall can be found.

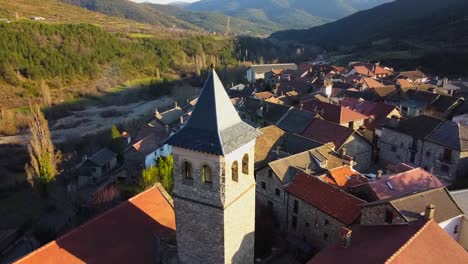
[286,195,346,251]
[344,134,372,171]
[360,204,406,225]
[378,128,419,166]
[419,141,461,181]
[255,167,288,232]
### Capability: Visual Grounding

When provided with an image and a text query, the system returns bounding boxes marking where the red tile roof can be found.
[15,187,176,264]
[255,91,274,100]
[322,166,368,191]
[301,118,355,149]
[397,78,414,88]
[300,99,368,124]
[286,172,364,225]
[374,65,393,75]
[340,98,399,129]
[351,168,445,201]
[308,220,468,264]
[353,65,374,77]
[361,77,384,88]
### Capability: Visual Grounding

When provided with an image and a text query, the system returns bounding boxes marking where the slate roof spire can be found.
[165,69,260,155]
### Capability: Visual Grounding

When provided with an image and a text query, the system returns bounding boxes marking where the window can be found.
[182,161,192,179]
[268,169,273,178]
[440,164,450,173]
[275,188,280,196]
[293,200,299,214]
[292,216,297,230]
[242,154,249,175]
[410,152,416,163]
[268,201,273,209]
[443,148,452,162]
[324,219,329,226]
[231,161,239,182]
[323,233,328,241]
[305,222,310,228]
[201,164,213,183]
[426,151,431,157]
[391,145,397,152]
[385,209,394,224]
[454,225,459,234]
[261,181,266,190]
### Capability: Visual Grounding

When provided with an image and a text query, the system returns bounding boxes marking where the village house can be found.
[349,167,445,202]
[285,171,364,256]
[124,120,171,170]
[378,115,468,181]
[301,118,372,171]
[450,188,468,250]
[360,187,464,240]
[300,99,368,129]
[255,144,347,232]
[154,102,188,132]
[79,148,117,186]
[308,220,468,264]
[395,70,428,84]
[240,97,291,127]
[246,63,297,83]
[276,107,318,134]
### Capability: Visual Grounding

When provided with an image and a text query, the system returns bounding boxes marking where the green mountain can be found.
[61,0,277,35]
[270,0,468,49]
[186,0,392,29]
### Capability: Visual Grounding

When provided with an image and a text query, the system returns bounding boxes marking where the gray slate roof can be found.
[165,69,260,155]
[88,148,116,167]
[276,108,317,134]
[426,121,468,151]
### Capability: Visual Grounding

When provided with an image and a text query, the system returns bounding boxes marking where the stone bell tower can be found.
[165,69,261,264]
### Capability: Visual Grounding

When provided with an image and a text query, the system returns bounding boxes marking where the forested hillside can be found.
[0,22,238,108]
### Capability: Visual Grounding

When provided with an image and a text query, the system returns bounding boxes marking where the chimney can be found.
[376,170,383,179]
[340,148,347,157]
[340,227,352,248]
[175,101,178,108]
[300,103,304,110]
[179,116,184,125]
[425,204,435,220]
[388,115,400,128]
[154,108,159,116]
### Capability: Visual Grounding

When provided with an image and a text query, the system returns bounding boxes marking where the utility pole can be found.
[225,16,230,36]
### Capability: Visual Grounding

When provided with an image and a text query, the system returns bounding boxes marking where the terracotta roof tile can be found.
[321,166,368,191]
[352,168,445,201]
[301,118,355,149]
[286,172,364,225]
[15,187,176,264]
[300,100,368,124]
[361,77,384,88]
[255,91,274,100]
[308,220,468,264]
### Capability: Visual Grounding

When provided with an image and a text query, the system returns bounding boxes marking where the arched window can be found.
[201,164,213,183]
[232,161,239,182]
[182,161,192,179]
[242,154,249,175]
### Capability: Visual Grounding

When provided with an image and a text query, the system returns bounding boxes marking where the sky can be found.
[131,0,198,4]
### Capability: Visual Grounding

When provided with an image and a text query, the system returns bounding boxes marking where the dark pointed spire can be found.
[165,69,260,155]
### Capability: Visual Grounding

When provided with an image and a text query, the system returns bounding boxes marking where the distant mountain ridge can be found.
[270,0,468,49]
[185,0,392,29]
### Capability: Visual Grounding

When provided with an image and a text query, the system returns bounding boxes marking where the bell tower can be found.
[165,69,260,264]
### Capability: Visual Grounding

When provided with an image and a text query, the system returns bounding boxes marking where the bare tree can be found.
[40,80,52,107]
[25,104,60,195]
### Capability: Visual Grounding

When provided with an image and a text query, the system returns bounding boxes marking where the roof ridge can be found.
[384,220,432,264]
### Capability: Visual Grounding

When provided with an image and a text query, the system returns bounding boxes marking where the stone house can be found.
[360,187,464,240]
[378,115,468,182]
[80,148,117,185]
[285,171,364,255]
[240,97,291,127]
[255,144,347,233]
[300,99,368,130]
[246,63,297,83]
[301,118,372,171]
